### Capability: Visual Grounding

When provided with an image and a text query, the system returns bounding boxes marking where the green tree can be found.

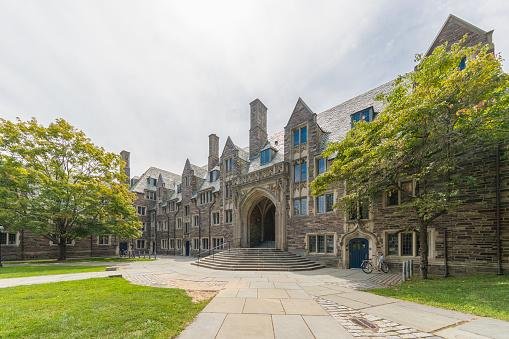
[0,118,141,260]
[312,39,508,279]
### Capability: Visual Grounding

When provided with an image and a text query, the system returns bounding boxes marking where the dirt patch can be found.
[186,290,217,303]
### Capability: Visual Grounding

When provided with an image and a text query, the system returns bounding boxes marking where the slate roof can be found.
[190,163,208,179]
[131,167,181,193]
[248,130,285,173]
[316,80,395,149]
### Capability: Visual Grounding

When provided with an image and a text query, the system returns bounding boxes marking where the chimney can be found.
[249,99,268,160]
[208,134,219,171]
[120,150,130,184]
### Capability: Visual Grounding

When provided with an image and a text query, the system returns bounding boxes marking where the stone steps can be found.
[192,248,324,271]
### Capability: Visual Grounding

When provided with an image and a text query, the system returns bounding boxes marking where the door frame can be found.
[348,238,369,269]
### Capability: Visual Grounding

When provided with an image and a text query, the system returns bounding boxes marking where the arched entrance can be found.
[248,197,276,247]
[238,187,286,250]
[349,238,368,268]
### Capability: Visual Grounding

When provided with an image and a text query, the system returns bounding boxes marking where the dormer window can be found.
[293,126,307,146]
[209,170,219,182]
[146,177,157,186]
[351,107,374,126]
[260,149,272,165]
[225,158,234,173]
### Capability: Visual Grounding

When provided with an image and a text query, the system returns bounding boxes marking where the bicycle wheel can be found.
[380,261,389,273]
[361,261,373,274]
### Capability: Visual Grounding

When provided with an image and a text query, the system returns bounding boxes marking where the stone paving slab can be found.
[281,299,329,316]
[178,312,226,339]
[243,298,285,315]
[202,297,245,313]
[272,315,314,339]
[303,315,354,339]
[216,314,274,339]
[436,318,509,339]
[258,288,290,299]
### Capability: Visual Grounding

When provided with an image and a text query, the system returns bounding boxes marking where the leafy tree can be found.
[312,39,508,278]
[0,118,141,260]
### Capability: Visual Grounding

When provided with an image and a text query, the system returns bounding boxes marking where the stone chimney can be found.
[249,99,268,160]
[208,134,219,171]
[120,150,130,184]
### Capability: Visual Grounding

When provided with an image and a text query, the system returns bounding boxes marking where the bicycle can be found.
[361,253,389,274]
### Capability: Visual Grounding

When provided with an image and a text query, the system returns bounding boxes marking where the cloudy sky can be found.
[1,1,508,177]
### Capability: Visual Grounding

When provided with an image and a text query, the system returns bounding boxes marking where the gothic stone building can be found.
[125,16,508,274]
[1,15,507,274]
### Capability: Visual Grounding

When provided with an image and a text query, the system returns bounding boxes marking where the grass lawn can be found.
[0,277,208,338]
[5,257,154,264]
[0,265,107,279]
[370,274,509,321]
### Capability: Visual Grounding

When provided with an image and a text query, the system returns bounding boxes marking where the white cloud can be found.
[0,0,507,176]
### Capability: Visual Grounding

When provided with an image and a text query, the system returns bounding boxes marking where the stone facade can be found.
[2,15,507,274]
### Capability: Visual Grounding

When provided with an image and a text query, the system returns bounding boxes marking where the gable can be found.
[285,97,315,129]
[425,14,493,56]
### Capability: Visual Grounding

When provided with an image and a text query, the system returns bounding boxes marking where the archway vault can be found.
[237,187,286,250]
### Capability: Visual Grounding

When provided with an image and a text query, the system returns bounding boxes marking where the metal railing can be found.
[196,237,241,264]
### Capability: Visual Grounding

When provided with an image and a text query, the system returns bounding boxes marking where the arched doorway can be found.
[185,240,190,256]
[349,238,369,268]
[248,197,276,248]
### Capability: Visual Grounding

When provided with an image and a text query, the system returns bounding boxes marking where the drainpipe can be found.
[496,143,502,275]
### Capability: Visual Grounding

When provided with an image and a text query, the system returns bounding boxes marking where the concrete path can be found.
[119,257,509,339]
[0,271,121,288]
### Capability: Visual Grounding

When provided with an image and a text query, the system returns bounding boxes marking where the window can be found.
[145,191,156,200]
[386,233,399,256]
[225,209,233,223]
[316,158,327,175]
[177,239,182,249]
[209,170,219,182]
[49,237,75,246]
[0,231,18,246]
[212,212,220,225]
[459,57,467,70]
[199,191,213,205]
[184,205,190,216]
[157,221,162,231]
[401,232,413,256]
[225,158,234,172]
[136,239,145,249]
[184,222,190,234]
[348,200,369,220]
[192,238,200,250]
[307,234,334,254]
[169,201,176,212]
[294,160,307,183]
[177,184,182,193]
[137,206,146,216]
[260,149,271,165]
[176,218,182,229]
[169,238,175,249]
[351,107,374,126]
[293,126,307,146]
[385,180,414,207]
[293,197,308,216]
[161,239,169,249]
[147,177,157,186]
[316,193,334,214]
[225,182,233,199]
[97,235,111,246]
[202,238,209,250]
[212,237,224,249]
[163,220,168,231]
[193,215,199,227]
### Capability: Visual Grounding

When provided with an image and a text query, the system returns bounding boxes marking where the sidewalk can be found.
[0,271,121,288]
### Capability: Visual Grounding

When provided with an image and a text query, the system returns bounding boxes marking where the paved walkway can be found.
[0,271,121,288]
[119,257,508,339]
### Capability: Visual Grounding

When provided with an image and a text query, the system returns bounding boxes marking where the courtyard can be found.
[1,257,508,338]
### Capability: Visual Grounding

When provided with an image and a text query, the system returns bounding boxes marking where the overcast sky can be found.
[1,1,508,177]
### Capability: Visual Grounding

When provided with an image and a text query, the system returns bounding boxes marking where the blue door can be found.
[349,238,369,268]
[185,241,190,256]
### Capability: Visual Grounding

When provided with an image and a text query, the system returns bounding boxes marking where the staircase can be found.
[192,248,325,271]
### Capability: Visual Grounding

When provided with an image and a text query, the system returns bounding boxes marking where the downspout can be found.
[496,143,502,275]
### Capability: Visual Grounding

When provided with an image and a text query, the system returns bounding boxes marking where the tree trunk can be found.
[58,241,67,261]
[419,222,429,279]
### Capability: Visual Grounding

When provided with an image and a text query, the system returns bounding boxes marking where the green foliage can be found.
[0,118,141,258]
[311,38,508,277]
[370,275,509,321]
[0,277,208,338]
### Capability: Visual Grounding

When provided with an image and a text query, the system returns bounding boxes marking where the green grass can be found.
[0,265,107,279]
[5,257,154,264]
[0,277,208,338]
[370,274,509,321]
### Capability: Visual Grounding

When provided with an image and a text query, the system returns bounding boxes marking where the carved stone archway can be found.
[340,225,378,269]
[237,187,286,250]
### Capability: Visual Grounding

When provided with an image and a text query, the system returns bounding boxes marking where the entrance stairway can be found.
[192,248,325,271]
